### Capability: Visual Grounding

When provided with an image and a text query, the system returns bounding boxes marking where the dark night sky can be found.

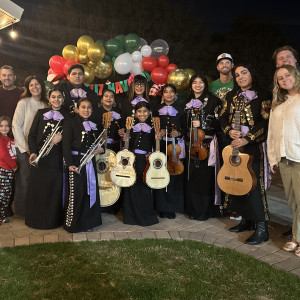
[4,0,300,48]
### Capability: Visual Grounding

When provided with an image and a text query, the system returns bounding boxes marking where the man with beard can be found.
[209,53,239,220]
[209,53,234,102]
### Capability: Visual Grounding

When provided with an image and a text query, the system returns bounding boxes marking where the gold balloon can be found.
[81,64,95,84]
[167,69,189,91]
[87,43,105,63]
[184,68,196,80]
[78,52,89,64]
[87,60,98,69]
[62,45,79,61]
[77,35,94,53]
[94,61,113,79]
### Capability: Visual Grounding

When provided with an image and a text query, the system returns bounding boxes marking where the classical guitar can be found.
[110,116,136,187]
[95,112,121,207]
[144,117,170,189]
[167,124,184,175]
[217,95,257,196]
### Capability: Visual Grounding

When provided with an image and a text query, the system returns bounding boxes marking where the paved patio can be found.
[1,170,300,279]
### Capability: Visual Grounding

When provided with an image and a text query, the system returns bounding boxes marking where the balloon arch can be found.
[47,33,196,94]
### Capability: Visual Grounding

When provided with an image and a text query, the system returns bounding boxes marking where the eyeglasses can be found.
[134,83,145,87]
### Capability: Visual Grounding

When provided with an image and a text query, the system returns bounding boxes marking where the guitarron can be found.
[110,116,136,187]
[95,112,121,207]
[217,95,257,196]
[144,117,170,189]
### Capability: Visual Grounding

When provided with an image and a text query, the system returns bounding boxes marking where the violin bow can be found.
[188,110,193,181]
[165,127,168,192]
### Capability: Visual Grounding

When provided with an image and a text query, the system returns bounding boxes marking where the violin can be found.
[190,108,208,160]
[167,124,184,175]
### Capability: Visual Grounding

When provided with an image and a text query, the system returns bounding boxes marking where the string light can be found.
[10,22,17,39]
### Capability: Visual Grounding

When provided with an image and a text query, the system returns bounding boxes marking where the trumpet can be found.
[77,129,106,174]
[30,120,63,168]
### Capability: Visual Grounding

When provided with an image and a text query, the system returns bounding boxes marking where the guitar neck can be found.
[233,110,241,156]
[156,138,160,152]
[124,129,130,150]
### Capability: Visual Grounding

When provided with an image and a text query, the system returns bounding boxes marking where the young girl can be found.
[25,87,68,229]
[62,98,104,233]
[122,101,158,226]
[184,73,223,221]
[98,89,122,214]
[0,116,17,224]
[153,84,186,219]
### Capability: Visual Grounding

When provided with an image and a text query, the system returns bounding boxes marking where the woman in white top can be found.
[267,64,300,257]
[12,75,48,217]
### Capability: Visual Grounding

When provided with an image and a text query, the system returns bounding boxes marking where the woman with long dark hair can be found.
[219,63,271,245]
[12,75,48,217]
[184,73,223,221]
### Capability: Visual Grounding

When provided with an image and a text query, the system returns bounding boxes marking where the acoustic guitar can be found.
[143,117,170,189]
[110,116,136,187]
[95,112,121,207]
[217,95,257,196]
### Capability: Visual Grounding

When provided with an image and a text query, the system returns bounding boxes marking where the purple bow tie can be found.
[83,121,97,132]
[70,88,87,98]
[43,110,64,121]
[131,97,148,107]
[110,111,121,120]
[158,105,178,116]
[185,99,202,109]
[133,123,152,133]
[239,90,257,101]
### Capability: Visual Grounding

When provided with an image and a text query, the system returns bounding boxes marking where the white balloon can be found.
[131,51,142,62]
[130,61,144,76]
[114,53,133,75]
[141,45,152,57]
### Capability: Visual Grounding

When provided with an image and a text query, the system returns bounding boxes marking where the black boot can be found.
[245,221,269,245]
[229,218,255,233]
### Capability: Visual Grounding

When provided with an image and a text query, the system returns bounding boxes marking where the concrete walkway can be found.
[1,171,300,279]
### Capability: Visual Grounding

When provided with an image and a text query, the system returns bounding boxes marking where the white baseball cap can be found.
[216,53,233,64]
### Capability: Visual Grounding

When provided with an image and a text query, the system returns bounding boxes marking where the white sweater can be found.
[12,97,46,153]
[267,93,300,166]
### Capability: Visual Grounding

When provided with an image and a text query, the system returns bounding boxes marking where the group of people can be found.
[0,45,299,257]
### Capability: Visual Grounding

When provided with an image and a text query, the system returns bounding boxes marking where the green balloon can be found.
[125,33,140,53]
[95,39,105,46]
[102,53,111,63]
[105,38,123,57]
[115,34,126,46]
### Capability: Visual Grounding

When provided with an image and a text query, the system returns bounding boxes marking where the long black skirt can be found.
[63,155,102,233]
[123,154,158,226]
[184,158,218,221]
[25,151,64,229]
[154,172,185,214]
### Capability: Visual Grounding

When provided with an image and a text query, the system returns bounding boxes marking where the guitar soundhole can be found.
[97,160,108,173]
[121,158,129,166]
[153,159,162,169]
[230,155,241,166]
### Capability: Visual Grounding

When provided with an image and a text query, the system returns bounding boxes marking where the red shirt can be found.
[0,135,17,171]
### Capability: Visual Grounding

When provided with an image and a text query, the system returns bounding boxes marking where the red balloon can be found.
[151,67,168,85]
[48,68,55,75]
[158,55,169,68]
[63,60,78,76]
[166,63,178,73]
[142,57,157,72]
[49,55,66,75]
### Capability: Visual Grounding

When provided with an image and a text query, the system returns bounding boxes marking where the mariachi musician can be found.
[26,87,69,229]
[62,97,104,233]
[184,73,223,221]
[219,62,271,245]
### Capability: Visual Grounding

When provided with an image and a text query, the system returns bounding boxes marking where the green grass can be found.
[0,239,299,300]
